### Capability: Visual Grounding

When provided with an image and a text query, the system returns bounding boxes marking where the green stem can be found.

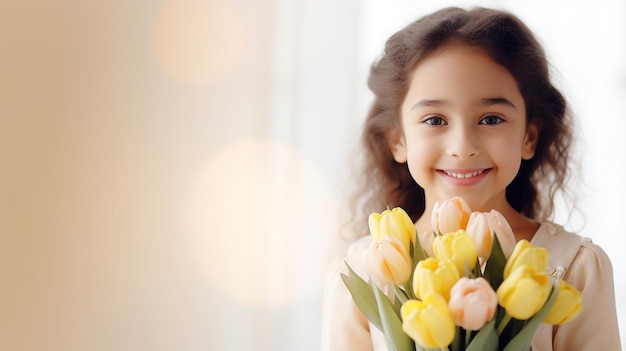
[465,329,472,347]
[496,313,512,335]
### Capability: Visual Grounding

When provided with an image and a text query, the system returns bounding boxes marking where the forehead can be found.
[405,41,522,103]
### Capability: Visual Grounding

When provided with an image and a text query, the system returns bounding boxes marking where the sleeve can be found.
[552,241,622,350]
[320,257,374,351]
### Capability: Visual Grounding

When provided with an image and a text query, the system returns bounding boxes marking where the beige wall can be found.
[0,1,360,350]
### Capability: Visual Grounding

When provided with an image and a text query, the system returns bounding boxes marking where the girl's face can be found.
[390,41,538,216]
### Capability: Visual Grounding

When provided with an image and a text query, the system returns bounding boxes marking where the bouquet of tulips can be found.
[341,197,582,351]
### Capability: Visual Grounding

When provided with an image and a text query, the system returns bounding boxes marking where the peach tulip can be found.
[431,197,471,235]
[465,212,493,260]
[364,236,413,285]
[465,210,517,260]
[487,210,516,258]
[417,227,436,257]
[448,277,498,330]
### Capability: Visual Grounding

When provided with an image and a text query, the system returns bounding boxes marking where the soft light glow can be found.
[186,138,337,307]
[151,0,246,85]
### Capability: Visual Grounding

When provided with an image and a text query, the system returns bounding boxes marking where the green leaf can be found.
[393,285,410,305]
[466,319,499,351]
[451,325,463,350]
[484,233,506,289]
[501,318,526,341]
[464,259,472,277]
[411,236,428,264]
[472,257,483,278]
[370,280,414,351]
[501,285,560,351]
[340,264,382,331]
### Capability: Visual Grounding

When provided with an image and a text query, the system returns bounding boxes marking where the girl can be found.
[321,7,621,351]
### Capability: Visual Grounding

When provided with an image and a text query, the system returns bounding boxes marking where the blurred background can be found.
[0,0,624,350]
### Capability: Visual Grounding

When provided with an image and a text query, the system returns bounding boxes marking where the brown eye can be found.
[479,114,504,125]
[423,116,446,126]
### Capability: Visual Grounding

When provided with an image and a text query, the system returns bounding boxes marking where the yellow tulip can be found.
[544,280,583,324]
[433,230,478,273]
[431,197,471,235]
[504,240,549,278]
[364,236,413,285]
[413,257,460,301]
[496,265,552,320]
[368,207,415,253]
[401,294,455,349]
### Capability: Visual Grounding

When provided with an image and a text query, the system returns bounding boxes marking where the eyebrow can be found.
[411,97,518,110]
[481,97,517,109]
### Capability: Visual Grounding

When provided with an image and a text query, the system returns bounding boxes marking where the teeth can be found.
[444,170,484,178]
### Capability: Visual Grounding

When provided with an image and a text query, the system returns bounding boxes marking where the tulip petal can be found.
[368,213,382,240]
[544,280,582,324]
[466,212,493,259]
[431,197,472,235]
[497,266,551,320]
[401,294,455,349]
[501,285,560,350]
[488,210,516,258]
[364,236,412,285]
[448,277,497,331]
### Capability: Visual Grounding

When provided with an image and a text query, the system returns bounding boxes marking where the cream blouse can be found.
[320,222,622,351]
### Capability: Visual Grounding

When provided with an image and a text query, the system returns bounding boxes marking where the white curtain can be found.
[0,1,623,350]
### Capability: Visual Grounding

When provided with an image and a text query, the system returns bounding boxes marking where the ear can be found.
[388,128,407,163]
[521,122,539,160]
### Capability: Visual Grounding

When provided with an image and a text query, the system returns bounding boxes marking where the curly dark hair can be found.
[350,7,574,239]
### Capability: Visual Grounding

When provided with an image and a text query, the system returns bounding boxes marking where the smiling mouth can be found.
[442,169,487,179]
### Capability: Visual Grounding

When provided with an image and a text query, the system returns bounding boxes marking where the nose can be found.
[446,125,480,159]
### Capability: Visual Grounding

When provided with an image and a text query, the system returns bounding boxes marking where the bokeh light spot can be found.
[151,0,246,85]
[186,139,338,307]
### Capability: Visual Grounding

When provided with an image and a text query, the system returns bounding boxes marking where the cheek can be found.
[487,132,526,158]
[406,139,437,164]
[405,141,438,180]
[495,146,523,179]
